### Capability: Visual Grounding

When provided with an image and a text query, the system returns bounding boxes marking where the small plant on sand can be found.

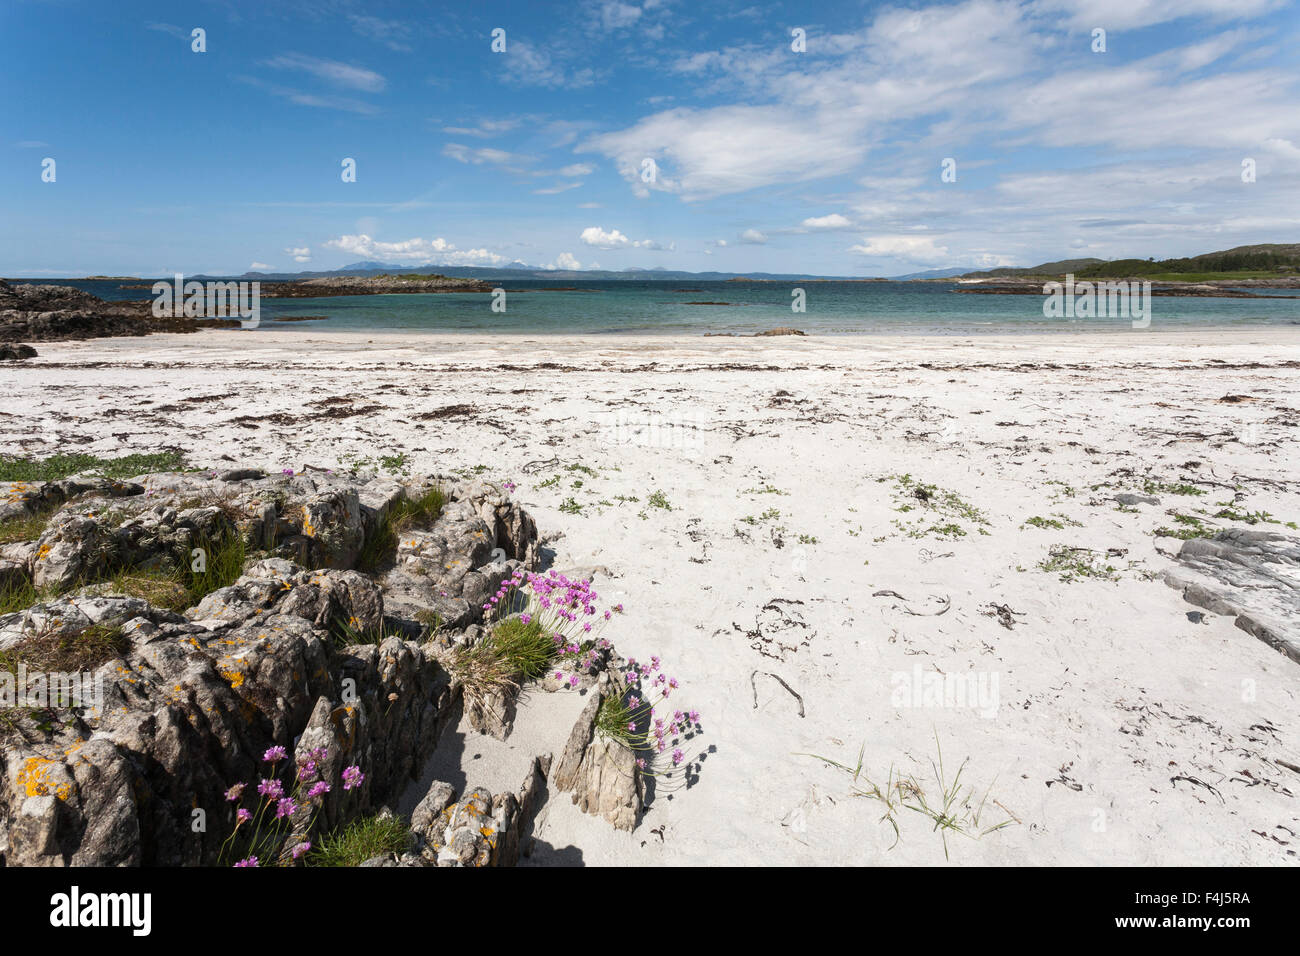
[1037,545,1118,582]
[803,734,1016,859]
[221,745,367,867]
[1023,515,1065,530]
[308,813,410,867]
[596,655,701,777]
[0,450,187,483]
[883,474,990,540]
[647,490,672,511]
[1142,479,1204,497]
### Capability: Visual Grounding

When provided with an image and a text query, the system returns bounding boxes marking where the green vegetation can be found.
[414,608,444,631]
[741,507,781,525]
[308,814,411,867]
[375,272,452,282]
[802,735,1016,860]
[964,243,1300,281]
[449,615,558,709]
[742,484,788,496]
[1023,516,1064,530]
[559,497,583,514]
[378,453,409,474]
[0,450,186,483]
[647,490,672,511]
[0,575,40,616]
[1037,545,1119,582]
[883,474,990,540]
[0,511,53,546]
[1142,479,1205,497]
[357,486,446,573]
[109,533,247,611]
[0,622,129,679]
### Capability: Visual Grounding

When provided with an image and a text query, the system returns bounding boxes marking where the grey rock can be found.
[553,682,642,830]
[1113,492,1160,506]
[1163,528,1300,663]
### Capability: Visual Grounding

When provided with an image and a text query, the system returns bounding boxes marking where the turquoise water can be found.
[28,278,1300,336]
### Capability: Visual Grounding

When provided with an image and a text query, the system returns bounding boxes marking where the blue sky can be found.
[3,0,1298,277]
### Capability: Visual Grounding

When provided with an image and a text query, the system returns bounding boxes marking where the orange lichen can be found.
[18,757,72,800]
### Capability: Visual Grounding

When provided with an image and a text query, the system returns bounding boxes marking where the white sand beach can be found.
[4,327,1298,865]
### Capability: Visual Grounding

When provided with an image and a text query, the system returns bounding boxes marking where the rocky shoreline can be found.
[0,467,662,866]
[953,277,1300,298]
[256,274,494,297]
[0,280,237,352]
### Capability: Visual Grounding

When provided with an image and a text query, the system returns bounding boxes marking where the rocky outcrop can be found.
[1163,529,1300,663]
[553,675,643,830]
[391,755,550,867]
[0,468,540,866]
[259,274,493,297]
[0,279,236,344]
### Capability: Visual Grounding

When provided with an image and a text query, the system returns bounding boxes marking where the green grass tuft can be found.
[307,814,411,867]
[357,486,446,573]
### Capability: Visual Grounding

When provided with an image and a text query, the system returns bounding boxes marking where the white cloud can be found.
[285,246,312,263]
[262,53,386,92]
[441,119,523,138]
[322,234,507,266]
[580,226,670,249]
[849,235,949,264]
[549,252,583,270]
[442,143,533,167]
[250,261,272,271]
[580,105,867,201]
[599,2,642,30]
[499,40,596,89]
[1028,0,1283,31]
[801,214,853,230]
[349,15,413,52]
[738,229,767,244]
[534,181,584,194]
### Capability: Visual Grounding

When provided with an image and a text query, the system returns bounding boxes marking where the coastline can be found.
[5,328,1298,865]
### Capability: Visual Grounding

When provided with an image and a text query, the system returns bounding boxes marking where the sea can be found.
[20,278,1300,336]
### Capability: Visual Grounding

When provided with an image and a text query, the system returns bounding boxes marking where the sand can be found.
[3,327,1298,865]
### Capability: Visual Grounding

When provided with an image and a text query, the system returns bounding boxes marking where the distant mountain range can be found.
[232,260,882,282]
[199,242,1298,284]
